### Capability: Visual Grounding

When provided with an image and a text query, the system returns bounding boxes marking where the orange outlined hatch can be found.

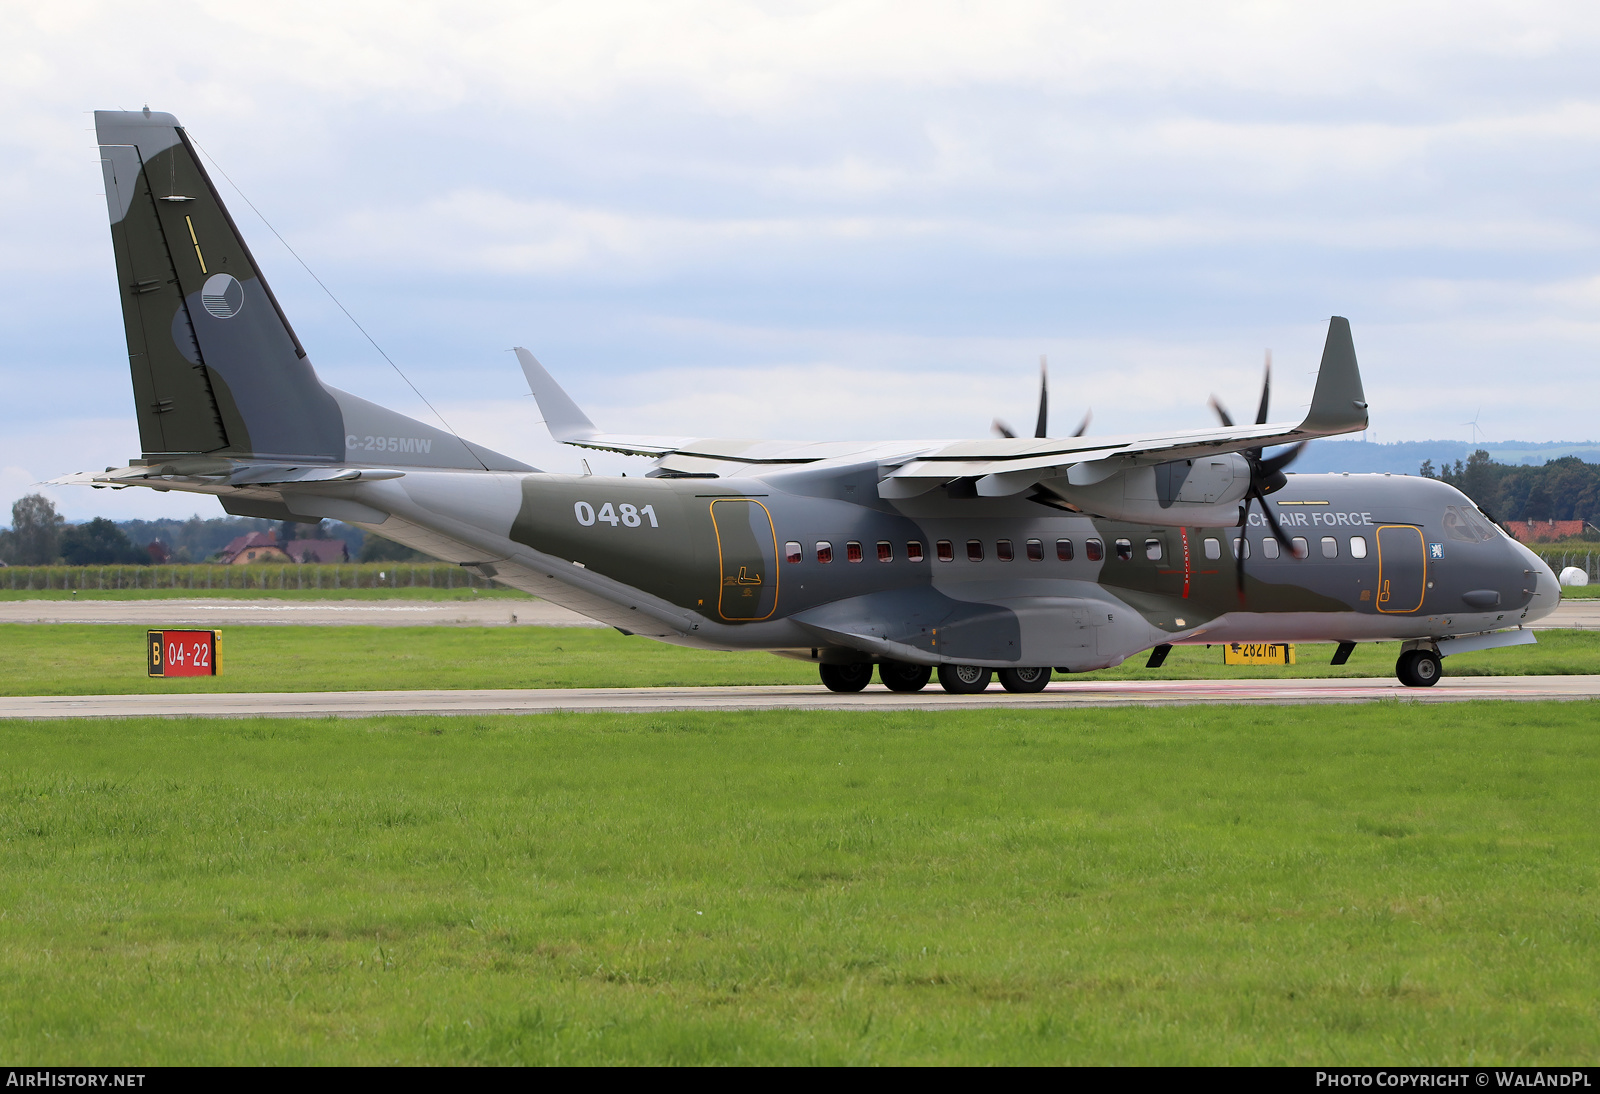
[710,499,779,621]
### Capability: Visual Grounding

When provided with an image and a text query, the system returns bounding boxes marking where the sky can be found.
[4,0,1600,521]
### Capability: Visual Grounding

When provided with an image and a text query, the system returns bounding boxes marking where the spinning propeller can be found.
[993,357,1091,439]
[1208,350,1307,597]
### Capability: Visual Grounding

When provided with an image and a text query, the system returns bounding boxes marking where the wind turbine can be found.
[1464,407,1483,446]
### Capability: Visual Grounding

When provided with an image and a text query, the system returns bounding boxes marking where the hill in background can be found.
[1291,440,1600,475]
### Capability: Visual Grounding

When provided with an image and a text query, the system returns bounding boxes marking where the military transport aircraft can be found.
[58,108,1561,693]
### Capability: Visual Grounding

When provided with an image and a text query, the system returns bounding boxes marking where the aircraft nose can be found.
[1512,540,1561,623]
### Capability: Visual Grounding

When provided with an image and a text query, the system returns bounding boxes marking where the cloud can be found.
[6,0,1600,522]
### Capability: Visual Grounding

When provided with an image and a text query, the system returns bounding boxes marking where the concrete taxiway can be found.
[1,598,1595,629]
[3,675,1596,720]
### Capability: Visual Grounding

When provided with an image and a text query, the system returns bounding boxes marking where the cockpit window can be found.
[1443,504,1498,542]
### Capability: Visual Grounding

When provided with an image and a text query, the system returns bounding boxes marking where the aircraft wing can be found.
[516,317,1368,494]
[516,348,695,455]
[881,317,1366,497]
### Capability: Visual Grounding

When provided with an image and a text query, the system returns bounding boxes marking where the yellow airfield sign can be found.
[1223,643,1297,666]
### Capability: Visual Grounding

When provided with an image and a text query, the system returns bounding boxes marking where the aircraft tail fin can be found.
[1298,316,1368,434]
[95,109,530,473]
[97,108,342,462]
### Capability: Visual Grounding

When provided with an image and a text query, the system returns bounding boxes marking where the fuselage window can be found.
[1232,537,1250,559]
[1262,538,1280,560]
[816,541,833,564]
[1350,535,1368,559]
[846,541,863,563]
[907,540,925,563]
[1026,539,1044,561]
[997,539,1014,562]
[967,539,984,562]
[876,540,893,562]
[1086,538,1104,562]
[1145,538,1162,561]
[1321,536,1338,558]
[1057,538,1074,561]
[1291,537,1309,559]
[937,540,954,562]
[1114,538,1133,561]
[1204,537,1221,560]
[785,541,802,564]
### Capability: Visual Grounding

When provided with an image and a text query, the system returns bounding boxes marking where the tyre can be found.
[937,664,993,694]
[879,660,933,693]
[1398,649,1442,688]
[1395,649,1417,684]
[819,662,872,693]
[998,666,1052,693]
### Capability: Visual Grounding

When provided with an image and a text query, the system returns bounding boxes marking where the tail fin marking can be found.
[94,110,532,473]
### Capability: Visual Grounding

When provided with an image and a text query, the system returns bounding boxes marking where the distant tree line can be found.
[1421,451,1600,531]
[0,494,429,566]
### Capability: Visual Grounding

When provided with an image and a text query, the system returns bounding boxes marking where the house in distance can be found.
[218,532,350,565]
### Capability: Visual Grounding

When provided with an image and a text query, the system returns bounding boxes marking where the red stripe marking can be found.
[1181,527,1191,599]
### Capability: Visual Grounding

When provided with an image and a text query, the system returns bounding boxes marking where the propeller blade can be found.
[1035,356,1049,438]
[1236,496,1251,596]
[1257,486,1296,551]
[1070,410,1092,438]
[1255,350,1272,425]
[1258,441,1307,477]
[992,419,1017,439]
[1209,396,1235,428]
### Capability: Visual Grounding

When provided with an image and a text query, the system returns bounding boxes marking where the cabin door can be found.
[709,499,779,621]
[1375,524,1426,613]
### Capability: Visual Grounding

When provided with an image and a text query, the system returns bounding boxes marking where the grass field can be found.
[1,703,1595,1064]
[0,625,1595,696]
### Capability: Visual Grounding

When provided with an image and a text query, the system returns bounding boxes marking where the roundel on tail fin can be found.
[201,273,244,319]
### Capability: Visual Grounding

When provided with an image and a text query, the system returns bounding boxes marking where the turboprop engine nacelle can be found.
[1035,453,1253,527]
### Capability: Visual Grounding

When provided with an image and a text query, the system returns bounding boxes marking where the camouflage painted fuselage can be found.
[320,464,1559,671]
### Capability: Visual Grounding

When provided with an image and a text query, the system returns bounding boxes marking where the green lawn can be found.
[0,624,1594,697]
[0,704,1595,1064]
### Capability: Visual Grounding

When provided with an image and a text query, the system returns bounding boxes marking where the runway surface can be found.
[1,597,1594,629]
[4,675,1596,720]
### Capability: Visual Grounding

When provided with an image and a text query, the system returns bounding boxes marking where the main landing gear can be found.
[818,663,873,693]
[1396,648,1442,688]
[879,660,933,693]
[937,664,992,694]
[817,661,1053,694]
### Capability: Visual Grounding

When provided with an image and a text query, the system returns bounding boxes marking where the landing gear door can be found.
[1375,524,1426,613]
[710,499,779,621]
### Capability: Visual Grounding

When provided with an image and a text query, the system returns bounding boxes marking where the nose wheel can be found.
[1396,649,1442,688]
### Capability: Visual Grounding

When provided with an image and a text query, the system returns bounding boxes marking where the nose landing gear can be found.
[1396,648,1442,688]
